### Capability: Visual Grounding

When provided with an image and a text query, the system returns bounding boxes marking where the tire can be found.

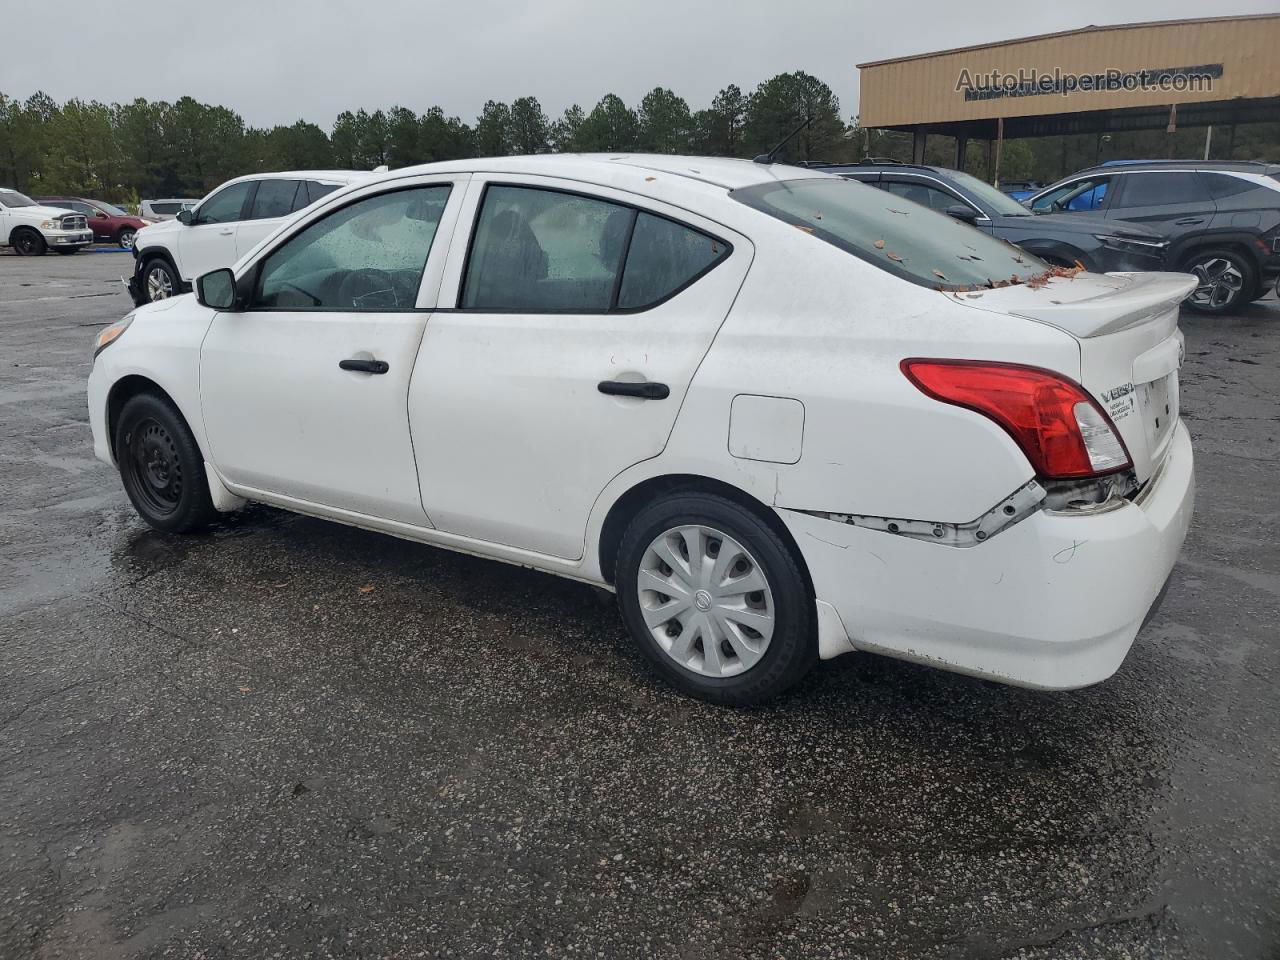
[117,228,137,250]
[12,228,46,257]
[1181,248,1256,314]
[114,392,217,534]
[140,257,178,302]
[615,492,817,705]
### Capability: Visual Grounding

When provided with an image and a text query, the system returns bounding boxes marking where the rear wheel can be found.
[115,393,217,533]
[117,228,137,250]
[1182,249,1255,314]
[141,257,178,302]
[12,228,46,256]
[616,493,816,705]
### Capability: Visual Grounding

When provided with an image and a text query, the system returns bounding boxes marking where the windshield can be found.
[0,190,37,208]
[93,200,128,216]
[733,178,1046,291]
[950,171,1032,216]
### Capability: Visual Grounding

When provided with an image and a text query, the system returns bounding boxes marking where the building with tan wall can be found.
[857,14,1280,169]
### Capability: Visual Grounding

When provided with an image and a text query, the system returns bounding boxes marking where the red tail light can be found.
[901,359,1132,480]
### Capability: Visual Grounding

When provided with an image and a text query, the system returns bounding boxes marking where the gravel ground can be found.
[1,252,1277,959]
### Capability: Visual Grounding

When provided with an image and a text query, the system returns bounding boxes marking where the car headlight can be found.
[1096,234,1168,254]
[94,314,134,357]
[40,219,58,230]
[139,219,155,225]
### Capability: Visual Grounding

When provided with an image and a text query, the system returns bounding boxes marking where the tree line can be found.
[2,72,1276,204]
[0,73,850,203]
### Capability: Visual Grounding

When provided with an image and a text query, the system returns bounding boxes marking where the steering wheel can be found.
[336,268,399,308]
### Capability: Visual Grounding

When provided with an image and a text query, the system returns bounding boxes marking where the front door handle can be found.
[1174,217,1204,225]
[219,228,234,235]
[598,380,669,400]
[339,358,389,374]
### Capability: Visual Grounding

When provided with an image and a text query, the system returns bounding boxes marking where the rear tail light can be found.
[901,359,1132,480]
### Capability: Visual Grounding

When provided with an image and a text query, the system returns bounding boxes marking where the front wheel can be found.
[117,228,137,250]
[140,257,178,302]
[615,493,816,705]
[1183,249,1255,314]
[115,392,217,533]
[12,228,46,256]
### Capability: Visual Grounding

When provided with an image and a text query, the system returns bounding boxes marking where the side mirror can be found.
[945,204,980,224]
[177,209,193,225]
[196,268,238,310]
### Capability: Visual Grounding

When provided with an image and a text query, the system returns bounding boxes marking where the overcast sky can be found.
[5,1,1277,129]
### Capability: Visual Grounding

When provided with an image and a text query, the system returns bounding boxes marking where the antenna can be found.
[753,116,813,165]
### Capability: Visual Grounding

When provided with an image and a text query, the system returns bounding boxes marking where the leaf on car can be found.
[874,239,885,249]
[794,224,815,233]
[644,176,656,182]
[886,251,903,262]
[933,270,947,280]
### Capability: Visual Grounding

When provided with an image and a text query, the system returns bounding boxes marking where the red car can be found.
[34,197,152,249]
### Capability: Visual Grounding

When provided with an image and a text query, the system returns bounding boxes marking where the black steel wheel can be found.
[115,393,217,533]
[12,228,46,256]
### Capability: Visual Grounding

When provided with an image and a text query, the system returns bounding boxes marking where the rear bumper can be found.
[781,419,1195,689]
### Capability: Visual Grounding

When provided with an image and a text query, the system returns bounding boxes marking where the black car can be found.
[1026,161,1280,313]
[811,161,1169,280]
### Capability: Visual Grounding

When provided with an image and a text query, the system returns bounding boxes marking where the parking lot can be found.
[1,251,1277,959]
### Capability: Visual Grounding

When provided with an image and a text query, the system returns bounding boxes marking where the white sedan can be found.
[87,155,1195,704]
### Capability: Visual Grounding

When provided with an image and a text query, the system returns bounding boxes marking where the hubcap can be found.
[120,231,136,249]
[1188,257,1244,309]
[146,266,173,300]
[637,524,775,678]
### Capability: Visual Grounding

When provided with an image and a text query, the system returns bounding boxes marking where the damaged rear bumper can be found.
[780,420,1194,689]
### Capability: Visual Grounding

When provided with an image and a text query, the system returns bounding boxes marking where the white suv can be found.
[0,188,93,255]
[128,171,368,304]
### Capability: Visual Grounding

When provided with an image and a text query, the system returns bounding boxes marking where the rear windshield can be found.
[732,177,1046,291]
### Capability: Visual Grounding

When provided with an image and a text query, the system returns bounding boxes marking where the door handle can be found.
[1174,217,1204,225]
[598,380,669,400]
[339,358,389,374]
[219,228,234,235]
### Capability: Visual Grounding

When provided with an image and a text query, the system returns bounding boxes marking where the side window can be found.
[306,181,341,205]
[196,182,253,224]
[1200,173,1255,200]
[1112,172,1209,208]
[1032,177,1109,213]
[461,186,632,312]
[248,179,302,220]
[883,180,963,214]
[617,213,728,309]
[152,202,180,215]
[252,185,451,311]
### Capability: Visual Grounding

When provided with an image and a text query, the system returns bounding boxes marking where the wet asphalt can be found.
[0,250,1277,960]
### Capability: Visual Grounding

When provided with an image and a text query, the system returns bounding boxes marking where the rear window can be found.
[732,178,1043,291]
[1201,173,1256,199]
[150,202,181,214]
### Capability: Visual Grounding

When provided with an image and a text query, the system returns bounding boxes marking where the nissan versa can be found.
[87,156,1195,704]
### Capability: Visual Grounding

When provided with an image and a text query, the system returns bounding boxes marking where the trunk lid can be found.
[959,270,1197,483]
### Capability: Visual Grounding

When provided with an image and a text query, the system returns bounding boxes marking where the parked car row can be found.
[811,158,1280,313]
[90,154,1195,705]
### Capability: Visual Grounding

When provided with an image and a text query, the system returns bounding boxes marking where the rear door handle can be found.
[1174,217,1204,225]
[598,380,669,400]
[339,358,389,374]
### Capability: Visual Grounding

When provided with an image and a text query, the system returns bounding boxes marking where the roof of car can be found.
[807,161,956,177]
[389,154,833,192]
[1074,159,1280,176]
[224,169,370,186]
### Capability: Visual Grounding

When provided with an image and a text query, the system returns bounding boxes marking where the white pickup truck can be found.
[0,188,93,255]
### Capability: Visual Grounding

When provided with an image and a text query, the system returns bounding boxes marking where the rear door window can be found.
[882,179,966,215]
[1032,177,1110,213]
[1200,173,1256,199]
[1111,172,1210,208]
[617,213,728,309]
[461,186,632,312]
[306,181,341,205]
[249,179,303,220]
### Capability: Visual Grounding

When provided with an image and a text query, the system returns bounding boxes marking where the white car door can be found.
[199,176,468,524]
[408,176,751,560]
[177,180,253,281]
